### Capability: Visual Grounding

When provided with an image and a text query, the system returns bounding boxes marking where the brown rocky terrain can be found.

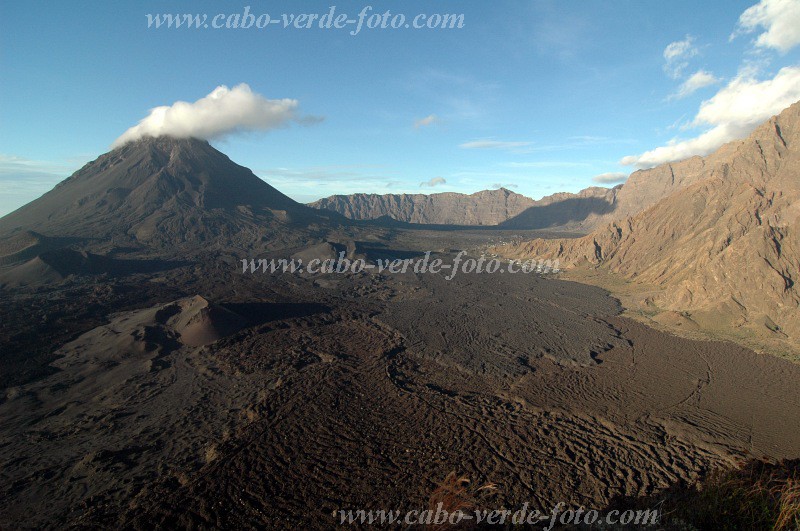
[498,186,619,230]
[4,248,800,529]
[2,128,800,529]
[311,134,769,234]
[309,188,537,225]
[0,137,346,253]
[311,186,623,229]
[495,100,800,356]
[310,156,741,233]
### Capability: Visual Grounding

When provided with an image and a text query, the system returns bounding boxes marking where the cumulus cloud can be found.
[414,114,439,128]
[420,177,447,187]
[491,183,519,189]
[459,140,533,150]
[622,65,800,168]
[670,70,721,100]
[113,84,319,148]
[592,172,628,185]
[663,35,698,78]
[734,0,800,52]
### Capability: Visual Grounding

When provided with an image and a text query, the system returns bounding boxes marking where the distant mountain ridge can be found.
[310,146,751,232]
[496,100,800,351]
[499,186,619,230]
[309,188,536,226]
[310,186,627,229]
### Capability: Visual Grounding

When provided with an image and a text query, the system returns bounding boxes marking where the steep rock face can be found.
[310,153,732,231]
[309,154,726,232]
[497,101,800,341]
[499,186,619,230]
[0,137,342,250]
[310,188,537,225]
[604,156,714,222]
[312,187,630,229]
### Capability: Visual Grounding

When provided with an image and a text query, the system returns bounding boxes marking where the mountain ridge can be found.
[310,186,623,229]
[495,100,800,353]
[309,187,536,225]
[0,137,344,251]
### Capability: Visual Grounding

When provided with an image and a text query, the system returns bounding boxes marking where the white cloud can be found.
[670,70,721,100]
[622,65,800,168]
[459,140,533,150]
[592,172,628,184]
[692,66,800,127]
[663,35,698,78]
[621,125,739,168]
[112,84,318,148]
[414,114,439,128]
[420,177,447,187]
[734,0,800,53]
[663,35,696,61]
[491,183,519,189]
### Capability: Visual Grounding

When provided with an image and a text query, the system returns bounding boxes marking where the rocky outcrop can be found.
[309,188,537,226]
[310,157,725,231]
[496,101,800,344]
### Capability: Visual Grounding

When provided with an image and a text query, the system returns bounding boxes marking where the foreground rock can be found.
[3,260,800,528]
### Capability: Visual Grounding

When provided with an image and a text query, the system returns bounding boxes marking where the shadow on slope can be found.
[604,458,800,530]
[219,302,330,327]
[0,248,189,288]
[358,194,616,233]
[500,196,616,229]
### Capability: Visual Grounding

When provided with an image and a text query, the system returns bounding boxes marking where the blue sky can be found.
[2,0,800,214]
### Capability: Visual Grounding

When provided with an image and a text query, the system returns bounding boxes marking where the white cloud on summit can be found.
[112,84,319,148]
